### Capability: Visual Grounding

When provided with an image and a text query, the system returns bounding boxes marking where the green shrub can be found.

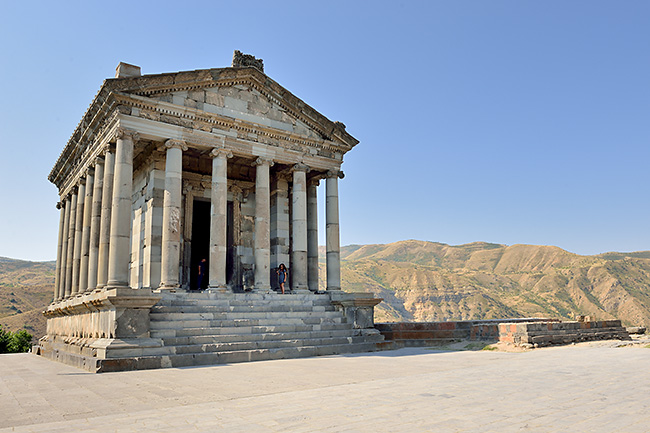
[0,326,33,353]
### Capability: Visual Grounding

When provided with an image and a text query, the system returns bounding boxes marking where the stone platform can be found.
[35,290,383,372]
[4,341,650,432]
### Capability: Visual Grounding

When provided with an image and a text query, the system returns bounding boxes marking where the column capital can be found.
[292,163,310,173]
[253,157,274,167]
[115,127,139,142]
[85,166,95,177]
[308,178,321,187]
[327,169,345,179]
[210,148,233,159]
[101,143,116,156]
[77,177,86,186]
[56,201,63,210]
[94,155,105,165]
[163,139,188,151]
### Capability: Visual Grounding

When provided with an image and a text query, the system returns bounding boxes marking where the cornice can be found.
[49,66,358,191]
[113,92,345,154]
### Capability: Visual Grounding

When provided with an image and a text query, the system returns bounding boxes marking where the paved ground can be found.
[1,342,649,432]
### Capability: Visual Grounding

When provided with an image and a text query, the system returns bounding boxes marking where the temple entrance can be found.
[190,200,211,290]
[226,201,235,287]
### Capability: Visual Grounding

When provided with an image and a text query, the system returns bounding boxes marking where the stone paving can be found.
[1,342,649,432]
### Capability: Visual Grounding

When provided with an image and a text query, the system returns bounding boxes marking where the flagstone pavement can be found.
[1,342,648,432]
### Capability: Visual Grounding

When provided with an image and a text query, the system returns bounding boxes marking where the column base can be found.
[155,285,185,293]
[206,285,230,293]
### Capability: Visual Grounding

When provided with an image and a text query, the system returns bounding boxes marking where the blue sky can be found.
[1,1,649,261]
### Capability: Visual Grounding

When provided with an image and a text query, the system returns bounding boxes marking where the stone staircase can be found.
[144,291,384,369]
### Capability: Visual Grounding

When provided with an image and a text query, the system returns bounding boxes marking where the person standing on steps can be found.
[197,258,207,291]
[277,263,288,294]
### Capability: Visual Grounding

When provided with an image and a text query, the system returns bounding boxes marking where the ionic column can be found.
[291,164,309,292]
[97,147,115,289]
[107,128,137,289]
[253,157,273,291]
[326,170,344,291]
[71,178,86,296]
[209,148,232,290]
[64,188,78,298]
[307,179,319,292]
[58,196,71,300]
[87,157,104,291]
[53,201,66,301]
[159,139,187,290]
[79,169,94,293]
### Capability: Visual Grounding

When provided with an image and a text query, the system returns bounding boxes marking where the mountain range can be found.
[322,240,650,327]
[3,240,650,339]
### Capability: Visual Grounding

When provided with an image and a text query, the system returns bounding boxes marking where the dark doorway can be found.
[226,201,235,286]
[190,200,211,290]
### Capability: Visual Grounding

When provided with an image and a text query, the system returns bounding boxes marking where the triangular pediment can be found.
[110,67,357,148]
[138,83,324,141]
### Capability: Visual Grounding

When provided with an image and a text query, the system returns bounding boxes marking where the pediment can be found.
[110,67,357,148]
[139,83,323,141]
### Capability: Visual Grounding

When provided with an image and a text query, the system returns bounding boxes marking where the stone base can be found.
[498,320,631,347]
[376,318,554,347]
[34,288,164,372]
[329,291,383,329]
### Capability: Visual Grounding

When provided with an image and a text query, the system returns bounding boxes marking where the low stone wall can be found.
[376,318,554,347]
[498,320,631,347]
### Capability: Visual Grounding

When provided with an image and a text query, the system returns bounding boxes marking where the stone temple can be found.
[36,52,383,371]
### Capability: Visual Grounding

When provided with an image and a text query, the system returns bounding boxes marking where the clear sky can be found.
[1,1,649,261]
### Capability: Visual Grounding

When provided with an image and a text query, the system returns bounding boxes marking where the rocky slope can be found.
[320,240,650,327]
[0,257,55,338]
[3,240,650,339]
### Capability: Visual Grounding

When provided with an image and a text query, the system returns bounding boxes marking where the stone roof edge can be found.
[49,66,359,185]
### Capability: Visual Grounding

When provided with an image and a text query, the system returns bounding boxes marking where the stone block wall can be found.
[498,320,631,347]
[376,318,553,347]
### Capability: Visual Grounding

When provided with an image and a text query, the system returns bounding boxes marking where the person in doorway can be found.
[277,263,288,294]
[197,258,207,291]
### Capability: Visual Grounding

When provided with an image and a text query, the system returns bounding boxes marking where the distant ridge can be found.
[3,240,650,338]
[322,240,650,327]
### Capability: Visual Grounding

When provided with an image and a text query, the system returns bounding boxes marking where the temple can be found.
[35,52,383,371]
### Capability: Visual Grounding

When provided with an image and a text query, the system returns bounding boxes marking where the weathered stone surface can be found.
[43,56,377,372]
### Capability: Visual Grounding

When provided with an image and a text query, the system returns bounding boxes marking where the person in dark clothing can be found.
[197,258,207,291]
[277,263,288,294]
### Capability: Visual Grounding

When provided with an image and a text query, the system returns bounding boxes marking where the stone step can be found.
[155,299,332,309]
[150,311,343,322]
[158,328,369,346]
[97,341,382,372]
[151,304,336,313]
[166,334,384,355]
[150,322,355,338]
[149,316,345,330]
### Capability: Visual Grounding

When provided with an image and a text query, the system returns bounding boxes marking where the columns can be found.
[208,148,232,290]
[53,201,66,301]
[97,147,115,288]
[64,188,77,298]
[87,157,104,291]
[79,169,94,293]
[253,157,273,291]
[307,179,319,292]
[71,179,85,296]
[291,164,309,291]
[107,128,137,289]
[326,170,344,291]
[159,139,186,289]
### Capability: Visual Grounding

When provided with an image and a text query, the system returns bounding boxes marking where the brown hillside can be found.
[0,257,54,338]
[318,241,650,327]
